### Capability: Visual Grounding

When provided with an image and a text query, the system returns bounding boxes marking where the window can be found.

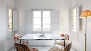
[72,8,77,32]
[33,10,50,31]
[8,8,13,31]
[71,6,79,40]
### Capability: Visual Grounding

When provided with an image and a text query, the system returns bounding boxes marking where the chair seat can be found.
[48,47,63,51]
[30,48,38,51]
[54,40,64,46]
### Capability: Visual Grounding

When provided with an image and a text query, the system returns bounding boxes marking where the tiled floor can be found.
[12,46,75,51]
[31,47,75,51]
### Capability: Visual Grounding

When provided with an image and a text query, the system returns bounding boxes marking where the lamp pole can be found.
[85,17,87,51]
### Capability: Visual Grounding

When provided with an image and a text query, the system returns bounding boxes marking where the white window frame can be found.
[32,9,51,32]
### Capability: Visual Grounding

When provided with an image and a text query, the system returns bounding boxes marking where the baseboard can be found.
[71,46,77,51]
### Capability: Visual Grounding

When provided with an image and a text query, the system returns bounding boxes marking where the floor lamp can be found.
[80,10,91,51]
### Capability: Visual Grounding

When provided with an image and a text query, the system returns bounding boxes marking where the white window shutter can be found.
[51,10,59,30]
[25,10,33,31]
[13,10,19,31]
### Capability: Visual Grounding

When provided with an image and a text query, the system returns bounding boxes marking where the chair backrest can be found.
[61,34,69,40]
[64,42,72,51]
[15,43,30,51]
[64,34,69,40]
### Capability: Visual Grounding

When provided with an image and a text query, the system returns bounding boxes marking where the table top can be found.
[20,34,64,40]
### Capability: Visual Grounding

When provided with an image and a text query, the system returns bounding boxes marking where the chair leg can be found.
[53,43,56,47]
[27,40,29,46]
[53,40,58,47]
[53,40,56,47]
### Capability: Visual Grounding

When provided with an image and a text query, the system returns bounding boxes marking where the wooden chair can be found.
[48,42,72,51]
[15,43,38,51]
[54,34,69,47]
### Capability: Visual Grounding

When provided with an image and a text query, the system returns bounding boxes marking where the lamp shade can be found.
[80,10,91,18]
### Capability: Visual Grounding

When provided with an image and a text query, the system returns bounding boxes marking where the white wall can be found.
[14,0,70,35]
[70,0,91,51]
[0,0,14,51]
[14,0,70,45]
[0,0,6,51]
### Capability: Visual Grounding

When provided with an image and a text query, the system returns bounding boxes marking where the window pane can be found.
[33,11,41,17]
[73,8,76,16]
[9,9,12,16]
[43,11,50,17]
[73,17,76,23]
[9,17,12,23]
[33,18,41,24]
[43,18,50,24]
[73,24,76,28]
[9,25,12,31]
[34,25,41,31]
[73,28,76,32]
[43,25,50,31]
